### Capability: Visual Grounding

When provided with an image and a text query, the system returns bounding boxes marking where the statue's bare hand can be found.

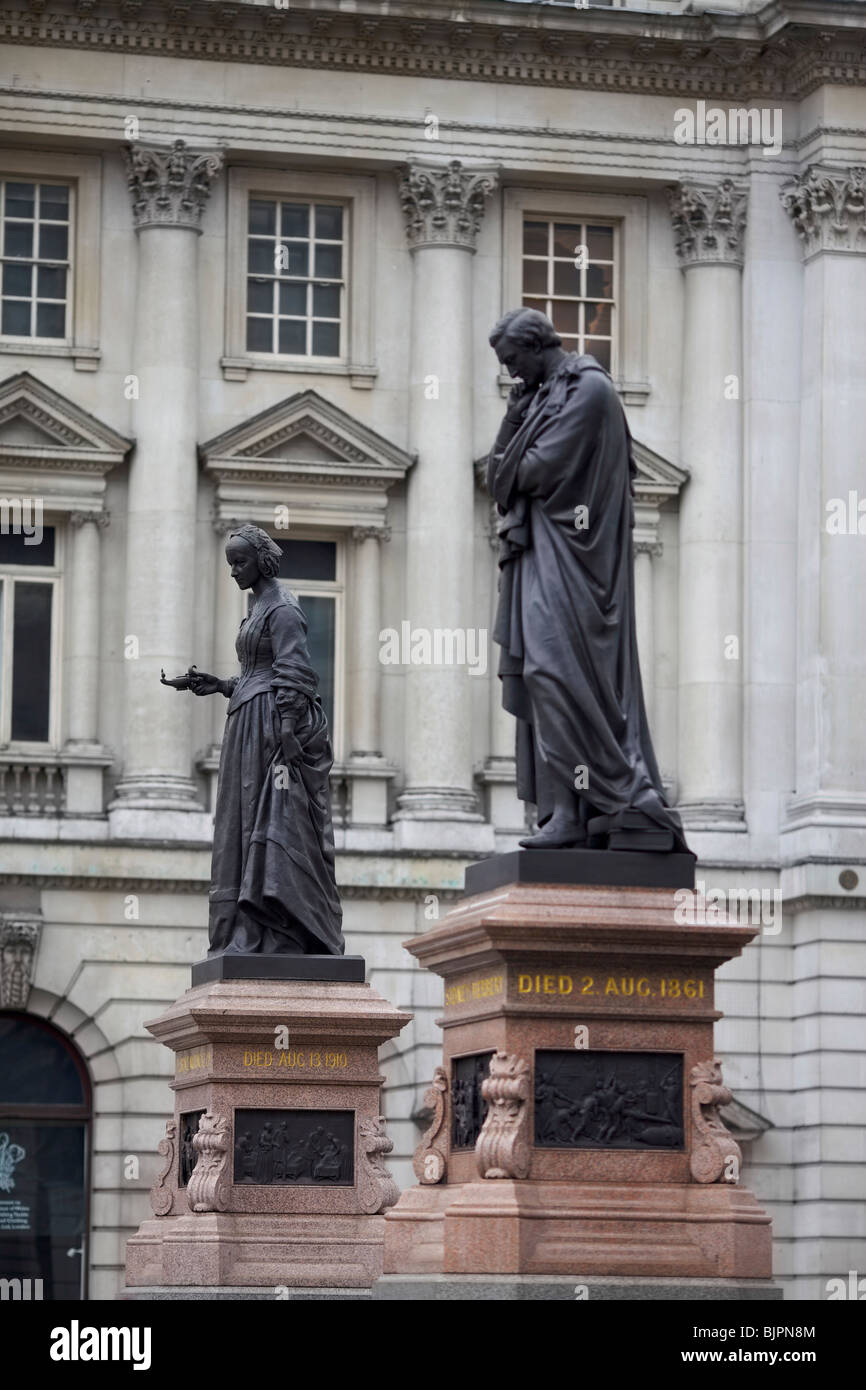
[504,382,536,424]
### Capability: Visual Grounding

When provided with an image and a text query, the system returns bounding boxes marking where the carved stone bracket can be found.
[476,1051,532,1180]
[398,159,498,251]
[689,1060,742,1184]
[186,1111,231,1212]
[125,139,224,233]
[150,1120,176,1216]
[357,1115,400,1214]
[668,178,748,268]
[781,165,866,257]
[412,1066,449,1185]
[0,913,42,1009]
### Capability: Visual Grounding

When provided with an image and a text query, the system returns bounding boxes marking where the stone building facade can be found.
[0,0,864,1300]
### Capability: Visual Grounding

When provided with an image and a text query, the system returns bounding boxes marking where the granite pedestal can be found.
[124,959,411,1295]
[378,851,780,1299]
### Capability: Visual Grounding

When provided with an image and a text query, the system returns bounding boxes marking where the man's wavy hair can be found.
[228,524,283,578]
[489,307,562,352]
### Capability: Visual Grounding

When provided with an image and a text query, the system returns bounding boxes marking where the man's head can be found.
[489,307,562,387]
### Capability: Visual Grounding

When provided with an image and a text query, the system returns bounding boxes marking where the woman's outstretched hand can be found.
[188,670,222,697]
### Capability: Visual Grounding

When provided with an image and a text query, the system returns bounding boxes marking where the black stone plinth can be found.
[191,953,366,986]
[463,849,696,898]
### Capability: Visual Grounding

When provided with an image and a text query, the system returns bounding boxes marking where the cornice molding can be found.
[1,2,865,101]
[669,178,749,268]
[780,163,866,256]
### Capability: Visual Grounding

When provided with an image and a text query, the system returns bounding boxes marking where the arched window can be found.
[0,1012,91,1300]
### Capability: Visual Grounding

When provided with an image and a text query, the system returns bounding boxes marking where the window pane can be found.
[5,182,35,216]
[522,259,547,296]
[248,199,276,235]
[585,338,611,371]
[38,224,68,260]
[586,225,614,260]
[552,260,580,297]
[281,203,309,238]
[12,581,52,740]
[0,1017,86,1106]
[0,526,55,565]
[277,540,337,582]
[314,205,343,240]
[278,318,306,354]
[279,281,306,316]
[553,222,582,258]
[37,265,66,299]
[523,220,547,256]
[585,303,612,336]
[312,283,340,318]
[1,300,30,335]
[280,243,308,277]
[246,278,272,314]
[4,222,33,258]
[312,320,340,356]
[246,316,272,352]
[39,185,69,221]
[247,239,274,275]
[586,262,613,299]
[0,1121,87,1300]
[295,593,335,734]
[551,300,579,336]
[3,263,32,296]
[35,302,65,338]
[314,244,341,278]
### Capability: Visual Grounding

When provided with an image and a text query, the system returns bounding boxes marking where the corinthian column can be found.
[392,159,498,852]
[780,165,866,853]
[346,524,395,827]
[62,510,112,815]
[669,178,747,833]
[110,141,223,838]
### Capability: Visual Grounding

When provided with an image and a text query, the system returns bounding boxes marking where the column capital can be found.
[398,159,498,252]
[125,140,224,233]
[634,538,663,558]
[781,164,866,258]
[668,178,748,268]
[351,524,391,543]
[69,509,110,529]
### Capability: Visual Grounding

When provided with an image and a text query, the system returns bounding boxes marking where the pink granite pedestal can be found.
[124,974,411,1297]
[379,875,779,1299]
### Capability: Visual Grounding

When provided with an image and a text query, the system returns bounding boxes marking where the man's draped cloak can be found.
[487,353,687,852]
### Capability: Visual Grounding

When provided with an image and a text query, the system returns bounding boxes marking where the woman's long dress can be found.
[208,587,344,956]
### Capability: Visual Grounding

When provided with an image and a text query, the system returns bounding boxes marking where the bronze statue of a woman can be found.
[162,524,344,956]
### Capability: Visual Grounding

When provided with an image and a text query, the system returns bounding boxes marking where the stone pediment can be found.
[631,439,689,506]
[0,372,132,472]
[200,390,415,489]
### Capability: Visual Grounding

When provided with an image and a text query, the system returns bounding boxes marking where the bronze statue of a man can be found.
[487,307,688,854]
